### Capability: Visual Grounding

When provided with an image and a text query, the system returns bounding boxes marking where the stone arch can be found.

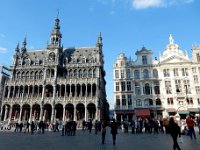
[65,103,74,121]
[45,84,53,97]
[43,104,52,122]
[55,103,63,121]
[11,104,20,121]
[92,83,96,96]
[1,104,11,121]
[76,103,85,121]
[82,84,86,96]
[32,104,40,121]
[87,103,96,120]
[87,84,91,96]
[21,104,31,122]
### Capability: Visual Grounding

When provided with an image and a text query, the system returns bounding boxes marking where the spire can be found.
[15,43,20,53]
[169,34,174,44]
[21,37,27,53]
[96,32,103,48]
[48,13,62,49]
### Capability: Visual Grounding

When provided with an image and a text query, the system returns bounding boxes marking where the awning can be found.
[188,108,200,113]
[115,110,134,114]
[178,111,189,115]
[166,108,176,112]
[135,109,150,117]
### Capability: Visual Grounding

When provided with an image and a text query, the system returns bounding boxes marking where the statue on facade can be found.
[169,34,174,44]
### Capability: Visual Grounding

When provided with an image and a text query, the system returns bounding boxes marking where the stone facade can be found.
[113,35,200,121]
[0,65,10,114]
[0,17,108,124]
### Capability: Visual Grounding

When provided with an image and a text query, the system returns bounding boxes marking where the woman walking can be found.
[168,117,181,150]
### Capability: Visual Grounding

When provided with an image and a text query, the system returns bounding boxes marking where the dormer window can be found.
[142,55,147,64]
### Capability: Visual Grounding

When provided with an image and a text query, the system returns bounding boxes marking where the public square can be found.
[0,127,200,150]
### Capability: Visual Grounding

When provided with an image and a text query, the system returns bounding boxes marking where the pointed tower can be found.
[21,37,27,53]
[48,16,62,49]
[15,43,20,53]
[96,32,103,49]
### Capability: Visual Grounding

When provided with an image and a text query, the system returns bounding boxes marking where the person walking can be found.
[186,115,196,140]
[110,119,118,145]
[31,121,35,134]
[101,121,106,144]
[168,117,181,150]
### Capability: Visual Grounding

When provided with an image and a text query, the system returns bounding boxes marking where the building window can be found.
[167,98,174,105]
[121,81,126,91]
[144,83,151,95]
[135,82,141,95]
[183,80,191,94]
[142,55,147,64]
[115,70,119,79]
[134,70,140,79]
[182,68,189,76]
[173,68,179,76]
[153,69,158,78]
[193,75,199,84]
[127,81,131,91]
[192,67,197,73]
[126,69,130,79]
[154,81,160,94]
[144,99,149,106]
[175,80,182,93]
[165,81,172,94]
[115,82,119,91]
[116,95,120,105]
[156,99,161,105]
[136,99,142,106]
[128,95,132,105]
[197,53,200,62]
[121,70,124,78]
[195,86,200,94]
[163,69,170,77]
[122,95,126,106]
[198,98,200,105]
[149,99,153,106]
[143,69,149,79]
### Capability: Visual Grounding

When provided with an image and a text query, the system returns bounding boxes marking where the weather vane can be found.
[57,9,60,18]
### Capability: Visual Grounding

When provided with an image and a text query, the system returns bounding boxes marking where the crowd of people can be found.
[1,115,200,149]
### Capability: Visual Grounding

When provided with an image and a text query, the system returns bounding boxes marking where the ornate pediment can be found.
[160,55,190,64]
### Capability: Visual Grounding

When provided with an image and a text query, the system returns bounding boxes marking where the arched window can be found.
[134,70,140,79]
[88,69,92,78]
[156,99,162,105]
[143,69,149,79]
[78,69,82,78]
[144,83,151,95]
[153,69,158,78]
[136,99,142,106]
[83,69,87,78]
[93,69,96,78]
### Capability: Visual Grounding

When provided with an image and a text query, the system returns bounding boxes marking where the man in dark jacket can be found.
[168,117,181,150]
[110,119,118,145]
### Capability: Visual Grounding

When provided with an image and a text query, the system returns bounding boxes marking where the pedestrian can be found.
[197,117,200,135]
[31,121,35,134]
[94,120,98,134]
[110,119,118,145]
[186,115,196,140]
[88,120,93,133]
[101,121,106,144]
[168,117,181,150]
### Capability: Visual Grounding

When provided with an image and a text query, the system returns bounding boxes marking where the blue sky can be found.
[0,0,200,108]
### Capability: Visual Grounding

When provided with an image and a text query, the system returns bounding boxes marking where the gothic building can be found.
[113,35,200,121]
[0,17,108,124]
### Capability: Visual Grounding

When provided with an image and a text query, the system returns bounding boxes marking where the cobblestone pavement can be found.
[0,127,200,150]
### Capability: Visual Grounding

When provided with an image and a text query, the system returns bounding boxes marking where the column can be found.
[4,105,8,121]
[62,106,66,123]
[29,107,32,123]
[74,107,77,121]
[51,105,55,123]
[39,105,43,121]
[22,86,25,98]
[8,106,13,124]
[7,86,10,98]
[19,107,22,123]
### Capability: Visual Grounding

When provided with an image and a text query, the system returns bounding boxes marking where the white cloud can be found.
[132,0,195,9]
[0,47,8,53]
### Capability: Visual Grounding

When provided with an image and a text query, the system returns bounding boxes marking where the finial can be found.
[15,43,20,53]
[57,9,60,18]
[169,34,174,44]
[97,32,103,47]
[21,37,27,53]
